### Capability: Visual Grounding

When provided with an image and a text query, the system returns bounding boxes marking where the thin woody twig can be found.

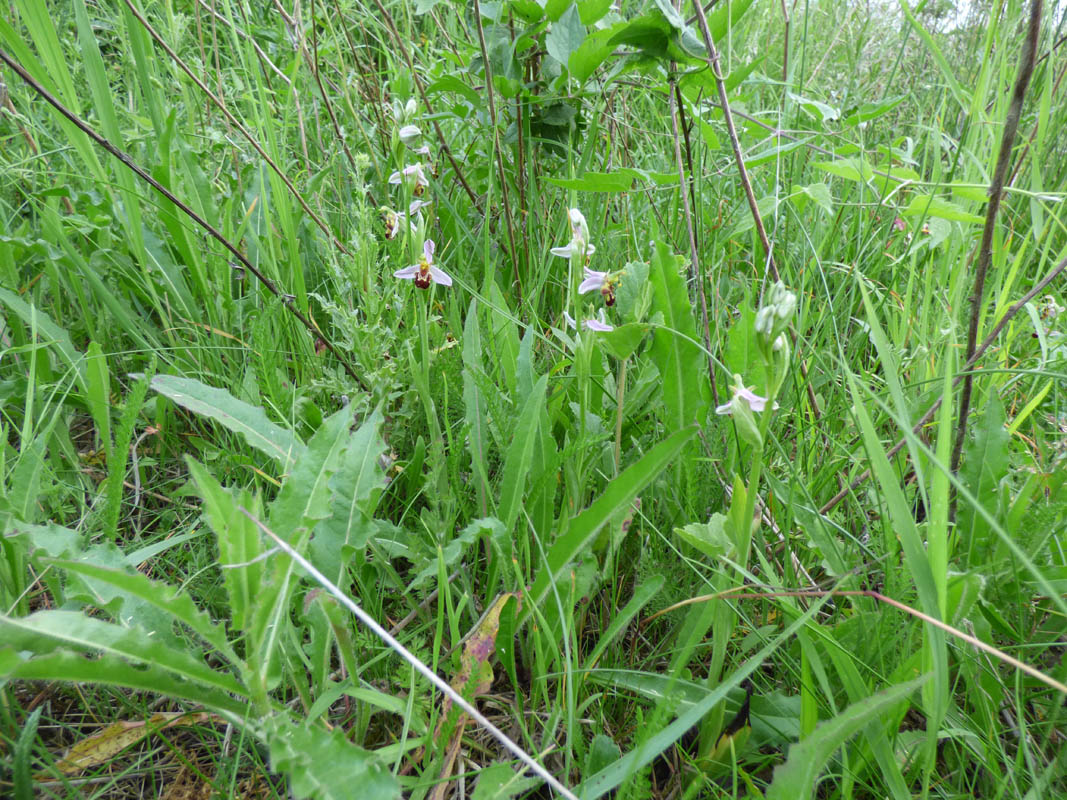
[820,253,1067,515]
[0,48,369,391]
[952,0,1043,474]
[122,0,349,254]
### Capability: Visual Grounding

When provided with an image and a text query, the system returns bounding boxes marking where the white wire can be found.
[244,509,579,800]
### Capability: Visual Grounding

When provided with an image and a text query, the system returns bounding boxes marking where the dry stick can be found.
[668,78,718,403]
[122,0,349,256]
[820,253,1067,515]
[952,0,1043,475]
[0,49,370,392]
[689,0,778,282]
[366,0,482,211]
[473,8,523,306]
[245,510,580,800]
[647,588,1067,695]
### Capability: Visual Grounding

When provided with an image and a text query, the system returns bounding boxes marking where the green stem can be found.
[614,357,628,475]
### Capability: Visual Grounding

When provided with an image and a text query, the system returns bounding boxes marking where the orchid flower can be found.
[578,268,609,294]
[551,207,596,259]
[398,124,421,146]
[715,382,777,415]
[584,318,613,332]
[381,200,430,239]
[388,162,430,195]
[563,311,577,329]
[394,240,452,289]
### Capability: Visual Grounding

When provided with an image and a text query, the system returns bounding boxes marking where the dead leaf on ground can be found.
[42,711,218,777]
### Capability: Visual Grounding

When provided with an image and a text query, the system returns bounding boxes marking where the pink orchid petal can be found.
[394,265,419,279]
[584,319,613,332]
[429,266,453,286]
[423,239,435,261]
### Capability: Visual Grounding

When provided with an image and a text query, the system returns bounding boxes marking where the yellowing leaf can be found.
[47,712,215,776]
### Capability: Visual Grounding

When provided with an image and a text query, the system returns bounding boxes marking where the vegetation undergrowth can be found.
[1,0,1065,798]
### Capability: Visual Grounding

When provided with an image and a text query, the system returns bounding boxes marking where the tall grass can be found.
[1,0,1065,798]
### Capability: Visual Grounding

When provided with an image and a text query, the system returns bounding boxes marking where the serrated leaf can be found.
[151,375,304,469]
[269,407,352,542]
[1,611,246,697]
[47,558,236,660]
[265,717,400,800]
[311,408,387,582]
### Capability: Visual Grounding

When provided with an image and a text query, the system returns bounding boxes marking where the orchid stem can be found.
[614,358,628,476]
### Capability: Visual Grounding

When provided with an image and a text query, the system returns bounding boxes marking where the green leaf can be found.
[595,322,650,360]
[187,458,264,635]
[268,407,352,542]
[764,676,928,800]
[569,26,619,83]
[499,375,549,533]
[0,647,250,718]
[265,716,400,800]
[463,299,492,514]
[901,194,983,224]
[85,341,111,458]
[896,0,972,109]
[958,387,1010,554]
[0,611,247,697]
[547,167,679,192]
[546,3,586,66]
[150,375,304,469]
[471,763,541,800]
[649,240,709,429]
[47,559,236,661]
[841,96,905,127]
[813,157,875,183]
[312,408,387,582]
[674,513,733,560]
[526,425,697,615]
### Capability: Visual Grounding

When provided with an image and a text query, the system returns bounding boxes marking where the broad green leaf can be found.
[0,611,246,697]
[841,96,905,127]
[312,408,387,582]
[595,322,650,360]
[958,388,1010,558]
[526,425,696,614]
[47,559,236,661]
[813,157,875,183]
[463,299,492,514]
[499,375,549,532]
[0,647,250,718]
[545,168,678,192]
[649,240,709,429]
[187,458,264,635]
[151,375,304,469]
[729,194,780,236]
[569,26,619,83]
[265,716,400,800]
[268,407,352,542]
[902,194,983,224]
[674,513,733,560]
[85,341,111,458]
[546,3,586,66]
[471,762,540,799]
[764,676,928,800]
